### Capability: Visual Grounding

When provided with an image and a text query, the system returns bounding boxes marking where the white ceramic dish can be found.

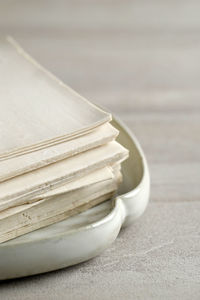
[0,118,150,280]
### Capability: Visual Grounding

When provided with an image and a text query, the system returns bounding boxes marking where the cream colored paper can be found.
[22,167,115,201]
[0,37,111,159]
[0,193,113,244]
[0,123,118,182]
[0,178,117,243]
[0,141,128,210]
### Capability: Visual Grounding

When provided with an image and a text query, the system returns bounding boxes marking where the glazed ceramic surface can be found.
[0,118,150,280]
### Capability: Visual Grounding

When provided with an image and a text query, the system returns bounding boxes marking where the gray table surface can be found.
[0,0,200,299]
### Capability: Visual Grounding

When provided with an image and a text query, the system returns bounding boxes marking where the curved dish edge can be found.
[0,117,150,280]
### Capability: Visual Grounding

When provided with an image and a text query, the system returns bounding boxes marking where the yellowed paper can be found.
[0,178,117,243]
[0,141,128,210]
[0,123,118,182]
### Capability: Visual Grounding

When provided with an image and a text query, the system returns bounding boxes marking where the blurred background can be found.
[0,1,200,299]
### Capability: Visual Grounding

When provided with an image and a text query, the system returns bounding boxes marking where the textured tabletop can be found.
[0,0,200,299]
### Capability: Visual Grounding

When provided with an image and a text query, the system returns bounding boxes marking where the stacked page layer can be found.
[0,123,118,182]
[0,167,122,243]
[0,141,128,211]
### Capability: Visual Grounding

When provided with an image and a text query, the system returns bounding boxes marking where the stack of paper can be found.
[0,37,129,243]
